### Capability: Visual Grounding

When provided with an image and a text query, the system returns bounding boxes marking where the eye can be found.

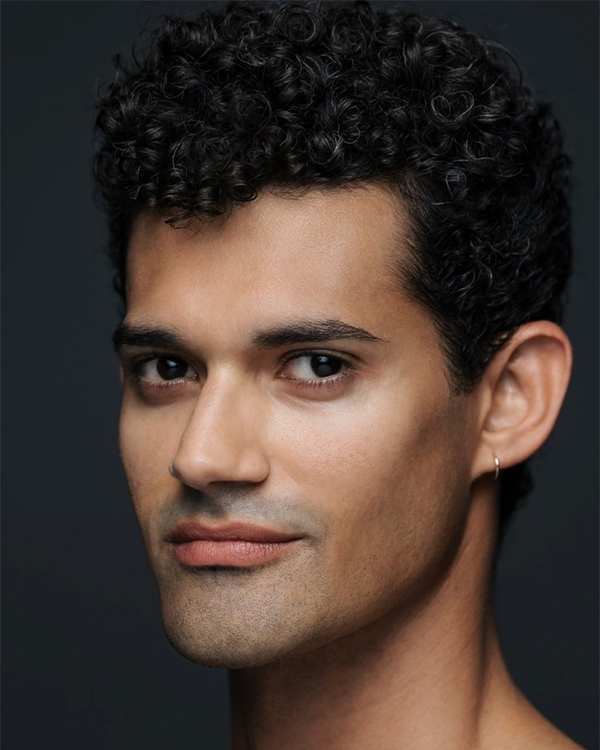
[137,356,196,382]
[280,353,349,382]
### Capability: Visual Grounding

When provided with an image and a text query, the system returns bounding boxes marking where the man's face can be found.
[118,185,480,668]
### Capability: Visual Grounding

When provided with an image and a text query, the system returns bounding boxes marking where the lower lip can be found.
[171,539,300,567]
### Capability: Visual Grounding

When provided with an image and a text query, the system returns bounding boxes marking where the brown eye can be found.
[134,356,196,383]
[156,357,189,380]
[280,353,349,382]
[310,355,343,377]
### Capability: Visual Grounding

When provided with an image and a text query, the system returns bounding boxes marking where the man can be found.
[94,2,581,747]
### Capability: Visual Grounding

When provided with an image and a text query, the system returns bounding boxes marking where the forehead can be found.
[125,185,426,343]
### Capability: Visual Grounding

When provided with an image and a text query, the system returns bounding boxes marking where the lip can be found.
[167,521,303,568]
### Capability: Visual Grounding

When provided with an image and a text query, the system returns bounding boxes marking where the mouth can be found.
[166,520,304,568]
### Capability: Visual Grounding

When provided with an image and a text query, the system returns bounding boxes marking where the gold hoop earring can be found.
[493,455,501,481]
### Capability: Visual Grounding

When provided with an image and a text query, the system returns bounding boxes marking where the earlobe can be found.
[471,321,573,480]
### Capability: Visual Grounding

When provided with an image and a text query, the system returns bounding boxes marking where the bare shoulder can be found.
[502,704,586,750]
[483,678,587,750]
[532,726,587,750]
[486,716,586,750]
[513,698,586,750]
[490,714,586,750]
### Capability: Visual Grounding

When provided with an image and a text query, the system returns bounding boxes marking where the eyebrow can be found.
[112,323,186,352]
[251,319,384,348]
[112,318,384,353]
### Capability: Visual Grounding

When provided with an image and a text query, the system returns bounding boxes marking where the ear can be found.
[471,321,573,480]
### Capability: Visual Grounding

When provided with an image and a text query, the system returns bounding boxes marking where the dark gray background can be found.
[2,2,598,749]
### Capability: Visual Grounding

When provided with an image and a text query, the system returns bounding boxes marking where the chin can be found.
[161,617,307,669]
[158,592,326,670]
[153,560,335,669]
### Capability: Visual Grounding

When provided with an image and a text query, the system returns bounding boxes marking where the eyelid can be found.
[121,348,356,390]
[278,347,357,366]
[277,349,356,382]
[124,352,199,383]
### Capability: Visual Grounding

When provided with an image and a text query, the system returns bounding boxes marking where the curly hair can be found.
[94,0,572,532]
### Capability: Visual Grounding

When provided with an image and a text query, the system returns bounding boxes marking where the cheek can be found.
[272,389,456,500]
[118,400,182,518]
[269,390,472,588]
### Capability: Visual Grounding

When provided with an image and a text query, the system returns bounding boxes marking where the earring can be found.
[493,455,501,481]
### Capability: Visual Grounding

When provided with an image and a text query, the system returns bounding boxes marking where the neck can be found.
[228,484,523,750]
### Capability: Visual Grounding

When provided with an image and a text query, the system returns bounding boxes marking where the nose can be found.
[169,375,270,491]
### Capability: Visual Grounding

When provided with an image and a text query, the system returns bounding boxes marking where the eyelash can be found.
[124,349,355,395]
[278,350,355,390]
[125,352,197,395]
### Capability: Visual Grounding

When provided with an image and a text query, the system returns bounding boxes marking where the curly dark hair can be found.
[94,0,572,532]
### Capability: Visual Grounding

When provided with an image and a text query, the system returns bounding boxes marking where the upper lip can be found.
[167,520,303,544]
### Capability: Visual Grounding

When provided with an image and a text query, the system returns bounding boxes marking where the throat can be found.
[228,601,505,750]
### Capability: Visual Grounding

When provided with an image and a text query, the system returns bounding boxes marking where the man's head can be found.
[96,1,572,667]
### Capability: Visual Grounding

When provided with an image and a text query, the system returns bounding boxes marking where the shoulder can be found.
[482,678,586,750]
[496,709,586,750]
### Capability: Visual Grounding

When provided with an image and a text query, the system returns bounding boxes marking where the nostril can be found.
[169,459,177,479]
